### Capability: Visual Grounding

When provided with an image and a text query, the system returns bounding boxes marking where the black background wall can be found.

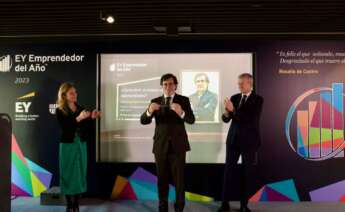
[2,36,345,201]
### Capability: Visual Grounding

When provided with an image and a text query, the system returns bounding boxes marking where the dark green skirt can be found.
[59,135,87,195]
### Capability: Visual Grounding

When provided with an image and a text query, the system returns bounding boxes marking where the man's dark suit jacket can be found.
[140,94,195,155]
[222,92,264,152]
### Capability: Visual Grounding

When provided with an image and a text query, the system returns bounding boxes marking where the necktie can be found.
[238,95,247,109]
[165,96,172,105]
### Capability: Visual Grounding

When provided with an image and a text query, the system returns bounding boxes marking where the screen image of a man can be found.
[189,73,218,122]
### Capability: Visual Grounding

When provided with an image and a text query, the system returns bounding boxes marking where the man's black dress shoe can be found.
[217,202,231,212]
[240,206,252,212]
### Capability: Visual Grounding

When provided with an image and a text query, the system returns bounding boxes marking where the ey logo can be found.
[16,92,35,113]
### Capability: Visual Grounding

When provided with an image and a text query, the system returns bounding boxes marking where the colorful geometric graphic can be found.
[111,176,137,200]
[309,180,345,201]
[250,179,300,202]
[111,167,213,202]
[11,134,52,197]
[285,83,345,161]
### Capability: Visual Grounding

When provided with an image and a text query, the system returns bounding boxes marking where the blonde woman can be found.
[56,82,100,212]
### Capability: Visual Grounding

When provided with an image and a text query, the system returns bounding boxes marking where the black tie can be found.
[165,97,172,105]
[239,95,247,109]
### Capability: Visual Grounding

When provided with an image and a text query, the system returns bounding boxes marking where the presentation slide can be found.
[98,53,253,163]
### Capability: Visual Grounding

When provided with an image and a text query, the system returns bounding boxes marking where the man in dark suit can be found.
[218,73,263,212]
[140,73,195,212]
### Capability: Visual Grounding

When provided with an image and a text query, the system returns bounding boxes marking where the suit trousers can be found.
[221,146,258,207]
[154,141,186,212]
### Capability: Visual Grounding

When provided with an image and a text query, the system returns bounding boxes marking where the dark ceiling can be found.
[1,0,345,39]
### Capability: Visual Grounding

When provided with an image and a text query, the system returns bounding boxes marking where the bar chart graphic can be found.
[285,83,345,161]
[0,55,12,72]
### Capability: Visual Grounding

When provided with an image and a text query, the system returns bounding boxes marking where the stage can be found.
[11,197,345,212]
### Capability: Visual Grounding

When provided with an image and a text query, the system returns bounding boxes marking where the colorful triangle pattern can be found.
[309,179,345,201]
[111,167,213,202]
[249,179,300,202]
[11,134,52,197]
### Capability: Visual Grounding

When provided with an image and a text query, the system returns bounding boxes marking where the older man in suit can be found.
[218,73,263,212]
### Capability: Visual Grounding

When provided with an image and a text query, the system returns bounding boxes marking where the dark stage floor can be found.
[11,197,345,212]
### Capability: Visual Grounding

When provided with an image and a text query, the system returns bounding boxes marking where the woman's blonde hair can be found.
[56,82,75,114]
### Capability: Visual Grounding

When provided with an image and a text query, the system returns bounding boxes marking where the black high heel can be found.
[73,194,80,212]
[65,195,74,212]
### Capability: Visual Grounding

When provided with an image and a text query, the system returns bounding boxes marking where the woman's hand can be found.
[76,110,91,122]
[91,110,101,119]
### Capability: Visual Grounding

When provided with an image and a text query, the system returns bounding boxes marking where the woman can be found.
[56,82,100,212]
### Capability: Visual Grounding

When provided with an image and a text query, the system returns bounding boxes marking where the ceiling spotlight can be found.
[106,16,115,24]
[100,11,115,24]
